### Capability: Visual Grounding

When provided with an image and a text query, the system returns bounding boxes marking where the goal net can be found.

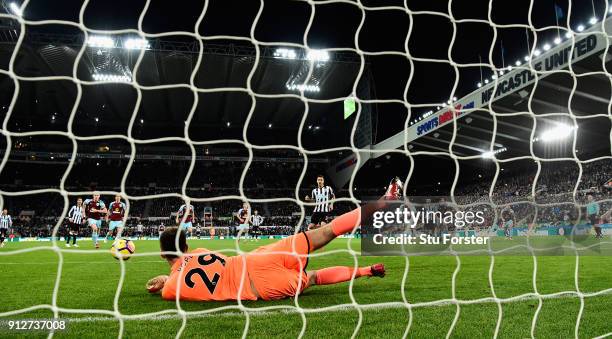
[0,0,611,338]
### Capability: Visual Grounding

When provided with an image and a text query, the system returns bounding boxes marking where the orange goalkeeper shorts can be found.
[246,232,312,300]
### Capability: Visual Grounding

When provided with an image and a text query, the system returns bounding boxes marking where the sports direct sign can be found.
[416,101,475,136]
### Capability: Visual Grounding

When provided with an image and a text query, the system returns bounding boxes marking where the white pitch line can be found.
[3,289,612,323]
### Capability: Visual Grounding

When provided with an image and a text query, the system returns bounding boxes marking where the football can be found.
[110,239,135,260]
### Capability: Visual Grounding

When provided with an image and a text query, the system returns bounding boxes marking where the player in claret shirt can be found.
[176,203,196,237]
[105,194,126,242]
[145,178,403,302]
[84,193,107,249]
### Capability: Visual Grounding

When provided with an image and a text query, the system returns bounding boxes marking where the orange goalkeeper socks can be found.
[314,266,372,285]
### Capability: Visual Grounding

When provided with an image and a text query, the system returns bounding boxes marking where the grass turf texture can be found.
[1,238,611,338]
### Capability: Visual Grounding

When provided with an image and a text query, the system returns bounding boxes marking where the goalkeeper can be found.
[146,178,402,301]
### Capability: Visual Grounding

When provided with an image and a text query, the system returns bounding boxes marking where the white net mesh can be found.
[0,0,611,338]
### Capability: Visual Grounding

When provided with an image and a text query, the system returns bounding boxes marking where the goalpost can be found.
[0,0,611,338]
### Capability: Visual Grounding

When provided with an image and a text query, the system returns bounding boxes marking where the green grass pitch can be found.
[1,238,611,338]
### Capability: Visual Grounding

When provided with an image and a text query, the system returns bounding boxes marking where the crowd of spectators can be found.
[1,157,610,238]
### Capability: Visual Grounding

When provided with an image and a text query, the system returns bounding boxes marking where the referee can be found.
[586,194,601,239]
[0,208,12,248]
[250,210,264,241]
[66,198,85,247]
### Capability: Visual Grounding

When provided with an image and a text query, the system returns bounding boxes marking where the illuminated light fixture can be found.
[286,84,320,92]
[306,50,330,62]
[226,122,231,127]
[477,82,482,88]
[87,35,114,48]
[481,147,507,159]
[308,125,312,129]
[537,123,576,142]
[554,37,562,45]
[124,38,150,50]
[492,75,497,80]
[273,48,297,59]
[94,117,99,122]
[507,65,513,71]
[533,49,541,57]
[499,70,504,75]
[543,44,551,51]
[314,126,320,130]
[484,79,489,84]
[453,97,457,101]
[524,55,530,61]
[589,17,597,25]
[92,73,131,82]
[268,123,272,128]
[515,60,521,66]
[576,24,585,32]
[9,2,22,16]
[565,31,572,38]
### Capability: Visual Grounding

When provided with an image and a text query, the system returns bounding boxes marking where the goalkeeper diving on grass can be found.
[146,178,402,301]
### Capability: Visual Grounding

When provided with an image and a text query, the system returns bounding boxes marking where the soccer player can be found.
[586,194,601,238]
[0,208,12,248]
[176,203,196,237]
[136,221,144,240]
[195,223,202,239]
[105,194,126,242]
[158,222,165,238]
[66,198,85,247]
[250,209,264,241]
[236,202,251,241]
[304,175,335,230]
[501,207,515,240]
[145,178,402,301]
[84,193,107,249]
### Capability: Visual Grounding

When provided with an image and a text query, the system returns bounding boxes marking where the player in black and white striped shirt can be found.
[0,208,12,248]
[66,198,86,247]
[250,209,264,241]
[305,175,335,230]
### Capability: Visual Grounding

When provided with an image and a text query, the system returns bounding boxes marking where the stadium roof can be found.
[0,27,366,149]
[373,17,612,163]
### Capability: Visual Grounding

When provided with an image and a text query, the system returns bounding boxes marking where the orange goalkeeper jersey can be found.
[161,248,257,301]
